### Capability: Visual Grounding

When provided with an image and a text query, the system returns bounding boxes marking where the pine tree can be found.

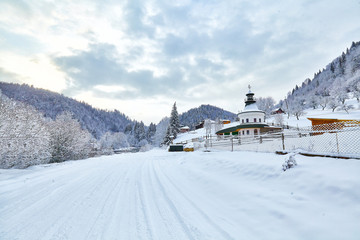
[162,102,180,145]
[162,126,172,146]
[169,102,180,138]
[146,123,156,144]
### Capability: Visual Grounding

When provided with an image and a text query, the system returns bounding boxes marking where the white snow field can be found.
[1,149,360,240]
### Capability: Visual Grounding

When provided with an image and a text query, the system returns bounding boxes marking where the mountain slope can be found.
[284,41,360,107]
[179,104,237,129]
[0,82,134,139]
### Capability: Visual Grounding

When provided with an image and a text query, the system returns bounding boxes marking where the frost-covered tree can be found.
[48,112,93,163]
[100,131,129,151]
[162,102,180,145]
[307,95,319,109]
[338,103,354,114]
[169,102,180,138]
[162,126,172,146]
[133,121,146,144]
[319,96,330,110]
[154,117,169,147]
[290,101,305,120]
[350,80,360,102]
[257,97,275,118]
[274,114,285,126]
[330,79,349,104]
[328,98,339,112]
[146,123,156,144]
[0,93,50,168]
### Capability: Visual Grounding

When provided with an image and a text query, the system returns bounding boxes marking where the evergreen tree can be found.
[162,102,180,145]
[162,126,172,146]
[146,123,156,144]
[169,102,180,138]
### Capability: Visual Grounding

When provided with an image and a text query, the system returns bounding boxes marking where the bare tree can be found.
[319,96,330,110]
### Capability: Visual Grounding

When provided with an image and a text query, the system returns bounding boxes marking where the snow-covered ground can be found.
[1,149,359,240]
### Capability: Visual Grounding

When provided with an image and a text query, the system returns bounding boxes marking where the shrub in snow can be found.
[139,144,152,152]
[282,154,297,171]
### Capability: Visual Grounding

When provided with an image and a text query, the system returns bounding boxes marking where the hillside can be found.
[179,104,237,129]
[283,41,360,112]
[0,82,134,139]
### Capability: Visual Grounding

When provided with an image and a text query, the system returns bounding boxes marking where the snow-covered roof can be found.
[241,103,263,112]
[180,126,190,129]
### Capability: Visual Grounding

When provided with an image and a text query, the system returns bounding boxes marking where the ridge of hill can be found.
[0,82,134,139]
[179,104,237,129]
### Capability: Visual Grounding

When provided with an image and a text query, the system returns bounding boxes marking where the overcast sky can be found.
[0,0,359,124]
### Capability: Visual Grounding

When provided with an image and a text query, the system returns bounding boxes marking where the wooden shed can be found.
[307,118,360,135]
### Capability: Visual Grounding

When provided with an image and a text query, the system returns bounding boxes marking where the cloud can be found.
[1,0,360,123]
[0,67,21,83]
[53,43,187,99]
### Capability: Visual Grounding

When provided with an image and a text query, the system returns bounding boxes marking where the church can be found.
[216,86,281,136]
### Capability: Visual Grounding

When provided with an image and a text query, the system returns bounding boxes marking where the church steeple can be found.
[245,84,256,106]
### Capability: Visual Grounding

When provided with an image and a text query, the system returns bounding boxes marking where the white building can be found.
[216,85,281,136]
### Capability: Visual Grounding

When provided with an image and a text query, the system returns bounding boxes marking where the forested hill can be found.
[0,82,134,139]
[282,41,360,110]
[179,104,237,129]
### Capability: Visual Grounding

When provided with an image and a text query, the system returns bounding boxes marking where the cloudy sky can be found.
[0,0,359,124]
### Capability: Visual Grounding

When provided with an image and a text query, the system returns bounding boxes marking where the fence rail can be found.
[179,122,360,157]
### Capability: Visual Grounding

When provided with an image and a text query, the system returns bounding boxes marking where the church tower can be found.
[245,85,256,106]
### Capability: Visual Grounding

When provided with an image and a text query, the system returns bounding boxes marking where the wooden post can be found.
[231,137,233,152]
[260,136,262,144]
[281,133,285,150]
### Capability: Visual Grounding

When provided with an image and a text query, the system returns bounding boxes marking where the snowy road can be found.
[1,149,360,240]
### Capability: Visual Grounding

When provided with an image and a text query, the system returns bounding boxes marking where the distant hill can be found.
[0,82,134,139]
[179,104,237,129]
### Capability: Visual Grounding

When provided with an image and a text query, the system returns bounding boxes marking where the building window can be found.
[242,119,244,123]
[242,131,245,135]
[254,129,258,135]
[254,118,257,122]
[259,118,261,122]
[246,130,250,135]
[246,118,249,123]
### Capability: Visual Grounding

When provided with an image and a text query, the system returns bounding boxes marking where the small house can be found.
[179,126,190,133]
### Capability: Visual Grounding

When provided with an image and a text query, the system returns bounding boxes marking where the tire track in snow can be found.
[154,159,236,240]
[148,158,197,240]
[84,165,133,240]
[0,168,107,239]
[135,160,154,240]
[43,164,126,239]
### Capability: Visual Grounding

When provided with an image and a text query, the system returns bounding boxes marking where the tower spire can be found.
[245,85,256,106]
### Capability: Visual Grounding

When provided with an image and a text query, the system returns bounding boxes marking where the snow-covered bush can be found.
[139,144,152,152]
[47,112,93,163]
[282,154,297,171]
[100,131,129,150]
